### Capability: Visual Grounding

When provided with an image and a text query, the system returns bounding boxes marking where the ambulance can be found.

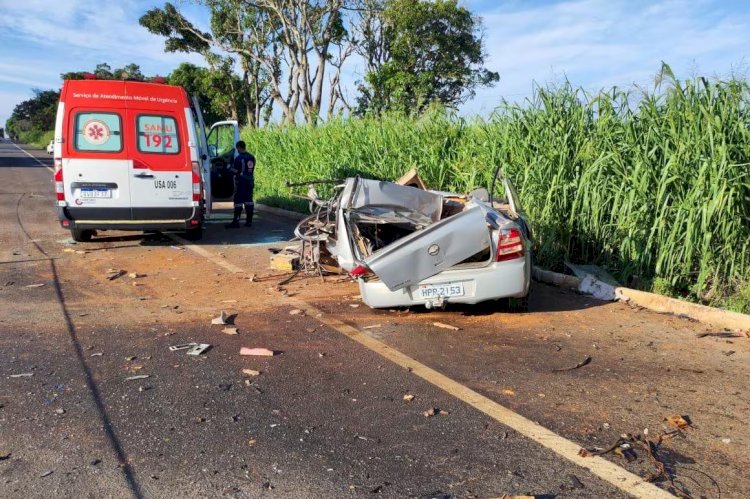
[52,77,241,241]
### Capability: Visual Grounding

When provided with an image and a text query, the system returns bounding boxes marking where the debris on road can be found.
[551,355,592,372]
[40,470,53,478]
[54,408,65,415]
[403,394,415,402]
[289,309,304,316]
[128,272,144,279]
[664,415,692,430]
[105,269,126,280]
[240,347,275,357]
[222,327,239,335]
[433,321,460,331]
[242,369,261,376]
[168,343,211,355]
[125,375,150,381]
[24,283,45,288]
[362,324,382,330]
[578,274,617,301]
[502,389,516,396]
[423,407,448,417]
[696,331,747,338]
[187,343,211,356]
[9,373,33,378]
[0,451,11,460]
[270,250,300,272]
[211,311,232,325]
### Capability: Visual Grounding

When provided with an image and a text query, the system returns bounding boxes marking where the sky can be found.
[1,0,749,128]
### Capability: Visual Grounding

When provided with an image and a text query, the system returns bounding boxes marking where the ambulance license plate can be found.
[81,188,111,198]
[418,282,464,299]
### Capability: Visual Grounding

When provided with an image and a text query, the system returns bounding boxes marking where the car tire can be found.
[70,228,93,242]
[184,226,203,241]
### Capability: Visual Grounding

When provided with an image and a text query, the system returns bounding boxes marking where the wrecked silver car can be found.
[321,170,531,310]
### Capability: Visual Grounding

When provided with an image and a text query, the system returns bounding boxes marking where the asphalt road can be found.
[0,139,747,498]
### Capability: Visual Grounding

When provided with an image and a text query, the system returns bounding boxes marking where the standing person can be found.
[226,141,256,229]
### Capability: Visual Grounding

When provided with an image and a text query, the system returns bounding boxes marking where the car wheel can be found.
[70,228,93,242]
[184,226,203,241]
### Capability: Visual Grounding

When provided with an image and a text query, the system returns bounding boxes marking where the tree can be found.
[142,1,354,125]
[168,62,247,125]
[141,2,264,126]
[61,63,148,81]
[6,89,60,137]
[356,0,498,114]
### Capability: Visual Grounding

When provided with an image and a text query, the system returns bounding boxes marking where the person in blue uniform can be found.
[226,141,256,229]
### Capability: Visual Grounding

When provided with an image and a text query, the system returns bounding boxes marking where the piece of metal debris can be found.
[551,355,592,372]
[211,311,231,325]
[40,470,53,478]
[9,373,33,378]
[24,283,45,288]
[242,369,261,376]
[105,269,125,280]
[433,322,460,331]
[240,347,275,357]
[186,344,211,356]
[222,327,239,335]
[125,375,150,381]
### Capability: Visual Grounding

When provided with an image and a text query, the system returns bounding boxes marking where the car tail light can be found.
[54,161,64,201]
[350,265,372,277]
[192,161,201,202]
[496,228,524,262]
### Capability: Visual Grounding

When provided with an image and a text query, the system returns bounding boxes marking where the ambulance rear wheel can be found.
[184,226,203,241]
[70,228,93,242]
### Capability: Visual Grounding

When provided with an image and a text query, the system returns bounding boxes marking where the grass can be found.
[17,129,54,149]
[243,66,750,311]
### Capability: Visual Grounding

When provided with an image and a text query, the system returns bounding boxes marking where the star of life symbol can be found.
[82,119,110,145]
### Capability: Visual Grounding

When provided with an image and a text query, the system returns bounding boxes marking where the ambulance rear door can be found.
[63,109,132,220]
[126,110,194,221]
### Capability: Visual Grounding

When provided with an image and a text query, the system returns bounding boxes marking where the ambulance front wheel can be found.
[70,228,93,242]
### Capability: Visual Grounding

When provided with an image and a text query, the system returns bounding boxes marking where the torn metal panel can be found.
[348,178,443,222]
[363,204,492,291]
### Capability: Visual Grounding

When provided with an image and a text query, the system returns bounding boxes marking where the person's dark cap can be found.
[236,140,246,149]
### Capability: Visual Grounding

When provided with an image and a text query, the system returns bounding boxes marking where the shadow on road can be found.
[15,193,144,499]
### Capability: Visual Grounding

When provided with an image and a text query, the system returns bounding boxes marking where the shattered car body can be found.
[326,173,532,309]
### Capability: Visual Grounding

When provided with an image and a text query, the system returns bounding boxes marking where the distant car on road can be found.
[46,139,54,154]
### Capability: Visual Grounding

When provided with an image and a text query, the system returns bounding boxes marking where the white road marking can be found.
[10,142,54,172]
[172,232,674,499]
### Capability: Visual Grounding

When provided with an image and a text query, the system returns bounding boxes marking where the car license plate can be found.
[418,282,464,299]
[81,188,111,198]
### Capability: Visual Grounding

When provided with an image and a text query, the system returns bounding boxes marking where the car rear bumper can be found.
[58,206,201,231]
[358,256,530,308]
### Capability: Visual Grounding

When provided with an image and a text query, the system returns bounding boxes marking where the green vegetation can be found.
[245,67,750,311]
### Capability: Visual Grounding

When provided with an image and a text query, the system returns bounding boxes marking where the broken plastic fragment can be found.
[433,322,460,331]
[211,311,229,325]
[240,347,275,357]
